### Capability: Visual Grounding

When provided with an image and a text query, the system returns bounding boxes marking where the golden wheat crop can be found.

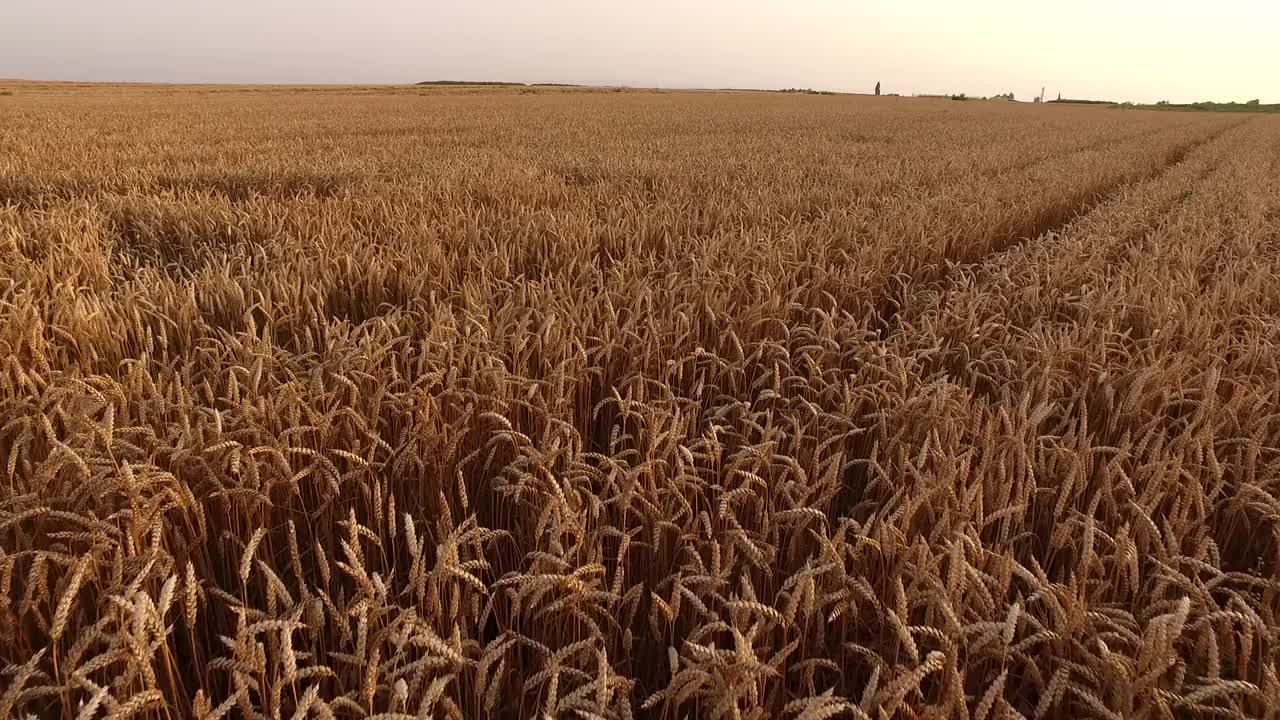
[2,82,1279,719]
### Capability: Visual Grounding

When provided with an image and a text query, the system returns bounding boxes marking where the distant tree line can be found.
[1116,99,1279,113]
[416,80,528,86]
[780,88,837,96]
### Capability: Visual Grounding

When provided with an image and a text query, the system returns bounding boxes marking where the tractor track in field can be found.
[870,118,1249,340]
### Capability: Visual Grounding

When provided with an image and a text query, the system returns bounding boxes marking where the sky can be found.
[3,0,1277,103]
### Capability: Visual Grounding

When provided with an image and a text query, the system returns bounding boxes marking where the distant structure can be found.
[1057,92,1062,101]
[875,81,881,96]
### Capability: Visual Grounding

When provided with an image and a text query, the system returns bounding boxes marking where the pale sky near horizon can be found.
[3,1,1276,103]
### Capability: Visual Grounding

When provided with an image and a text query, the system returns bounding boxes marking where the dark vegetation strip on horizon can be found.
[415,80,592,87]
[1120,100,1280,113]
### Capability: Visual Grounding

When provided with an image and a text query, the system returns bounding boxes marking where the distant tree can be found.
[875,82,881,96]
[1248,99,1261,105]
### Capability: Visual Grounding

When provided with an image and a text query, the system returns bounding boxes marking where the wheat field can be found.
[2,83,1279,719]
